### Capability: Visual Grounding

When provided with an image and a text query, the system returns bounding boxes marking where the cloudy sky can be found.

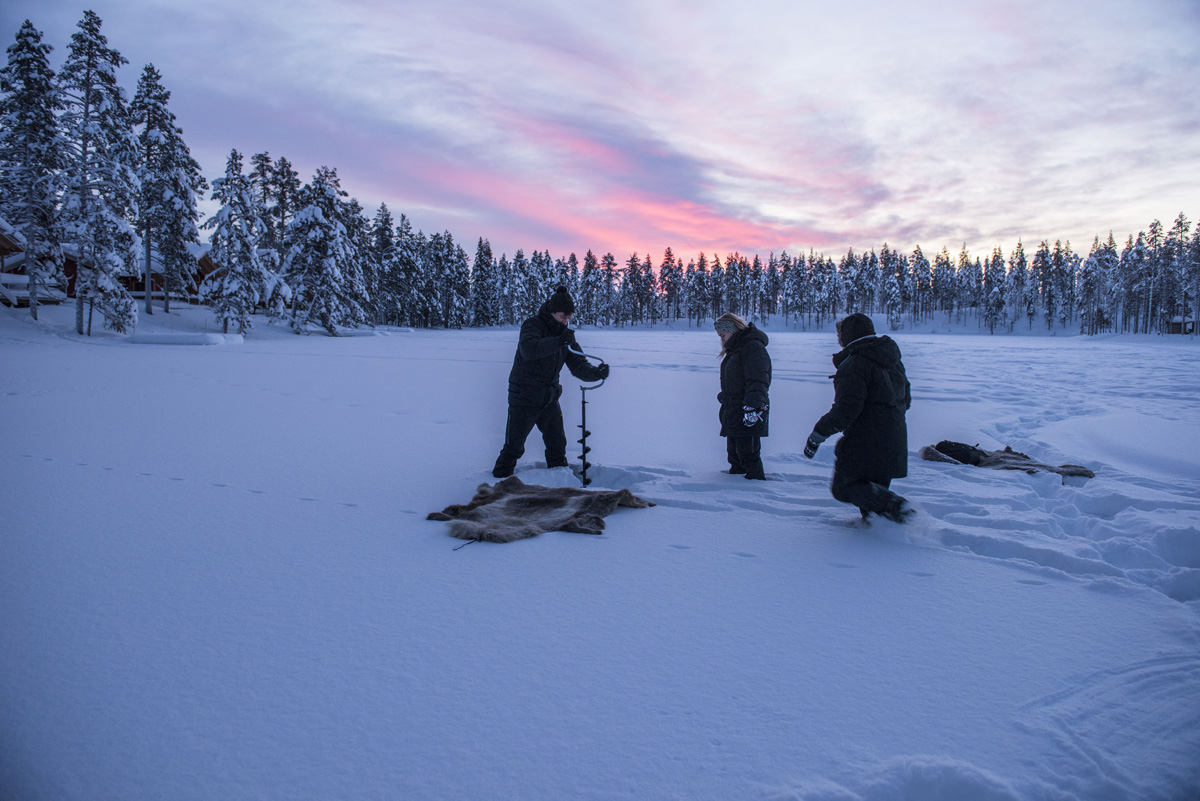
[6,0,1198,262]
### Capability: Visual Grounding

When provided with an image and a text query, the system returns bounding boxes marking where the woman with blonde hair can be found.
[714,312,771,480]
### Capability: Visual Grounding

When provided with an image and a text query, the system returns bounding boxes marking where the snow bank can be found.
[128,332,243,345]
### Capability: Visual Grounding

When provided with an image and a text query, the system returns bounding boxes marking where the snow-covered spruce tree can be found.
[841,249,865,314]
[1188,225,1200,337]
[577,250,600,326]
[957,246,983,324]
[201,149,271,334]
[690,252,710,326]
[248,152,276,248]
[389,213,419,326]
[554,252,579,300]
[1004,240,1028,331]
[0,20,63,321]
[131,63,206,315]
[931,247,955,322]
[58,10,140,335]
[1165,213,1192,332]
[708,253,725,321]
[659,248,681,323]
[1079,238,1105,335]
[600,252,619,326]
[426,230,468,328]
[643,253,660,326]
[509,249,531,321]
[281,166,369,335]
[983,247,1006,334]
[495,253,514,325]
[1097,232,1121,333]
[908,246,931,323]
[470,236,498,326]
[884,270,904,331]
[365,203,395,325]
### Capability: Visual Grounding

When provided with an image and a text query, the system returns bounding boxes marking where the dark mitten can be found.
[596,363,610,379]
[804,431,827,459]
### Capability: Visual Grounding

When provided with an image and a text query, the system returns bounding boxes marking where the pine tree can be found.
[58,10,140,335]
[201,149,270,334]
[1119,234,1147,333]
[931,247,955,322]
[600,252,618,325]
[642,253,659,325]
[1079,238,1105,335]
[470,236,497,326]
[983,247,1006,334]
[909,246,931,322]
[0,20,63,321]
[509,249,531,321]
[248,152,276,247]
[365,203,395,325]
[1188,225,1200,336]
[391,213,419,326]
[1166,213,1192,332]
[131,63,206,315]
[1099,232,1121,332]
[708,253,725,321]
[577,250,600,326]
[281,166,368,335]
[495,253,514,325]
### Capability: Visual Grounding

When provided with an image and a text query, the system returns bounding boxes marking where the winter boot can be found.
[880,495,914,524]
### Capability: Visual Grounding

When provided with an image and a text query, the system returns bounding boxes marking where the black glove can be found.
[596,363,610,379]
[804,432,827,459]
[559,328,577,349]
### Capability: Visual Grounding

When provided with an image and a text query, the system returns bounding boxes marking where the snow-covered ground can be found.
[2,303,1199,801]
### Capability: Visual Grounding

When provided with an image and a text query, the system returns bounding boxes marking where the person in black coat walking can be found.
[715,313,771,480]
[804,313,913,522]
[492,286,609,479]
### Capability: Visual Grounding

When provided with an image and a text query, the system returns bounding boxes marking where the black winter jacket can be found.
[507,305,605,407]
[814,334,911,479]
[718,324,771,437]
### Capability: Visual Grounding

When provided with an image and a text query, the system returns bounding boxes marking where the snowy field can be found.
[2,303,1199,801]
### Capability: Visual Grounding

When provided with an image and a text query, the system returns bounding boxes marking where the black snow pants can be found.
[493,400,568,477]
[726,436,765,480]
[830,469,904,518]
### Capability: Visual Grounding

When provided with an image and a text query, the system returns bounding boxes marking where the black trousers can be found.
[830,469,901,517]
[494,401,568,473]
[726,436,764,480]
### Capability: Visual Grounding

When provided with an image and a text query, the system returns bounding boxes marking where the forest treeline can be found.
[3,13,1197,336]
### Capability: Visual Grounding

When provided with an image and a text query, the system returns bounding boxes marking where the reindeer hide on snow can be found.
[920,441,1095,479]
[427,476,655,542]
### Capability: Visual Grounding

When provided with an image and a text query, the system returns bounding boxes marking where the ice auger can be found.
[567,344,608,487]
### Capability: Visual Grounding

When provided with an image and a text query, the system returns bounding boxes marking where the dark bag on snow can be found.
[933,440,988,465]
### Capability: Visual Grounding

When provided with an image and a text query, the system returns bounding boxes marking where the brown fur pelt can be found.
[920,443,1095,479]
[427,476,655,543]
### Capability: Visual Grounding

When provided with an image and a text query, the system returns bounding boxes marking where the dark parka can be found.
[814,334,911,479]
[718,324,771,437]
[507,305,604,407]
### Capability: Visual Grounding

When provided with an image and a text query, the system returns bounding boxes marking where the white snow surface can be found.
[2,305,1199,801]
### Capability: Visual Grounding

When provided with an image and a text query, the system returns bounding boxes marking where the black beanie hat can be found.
[839,313,875,345]
[545,285,575,315]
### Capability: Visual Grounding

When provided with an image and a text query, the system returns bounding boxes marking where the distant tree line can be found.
[3,14,1197,337]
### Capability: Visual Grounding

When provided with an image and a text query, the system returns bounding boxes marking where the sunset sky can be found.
[5,0,1198,262]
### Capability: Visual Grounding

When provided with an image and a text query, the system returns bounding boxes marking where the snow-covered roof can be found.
[0,214,25,253]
